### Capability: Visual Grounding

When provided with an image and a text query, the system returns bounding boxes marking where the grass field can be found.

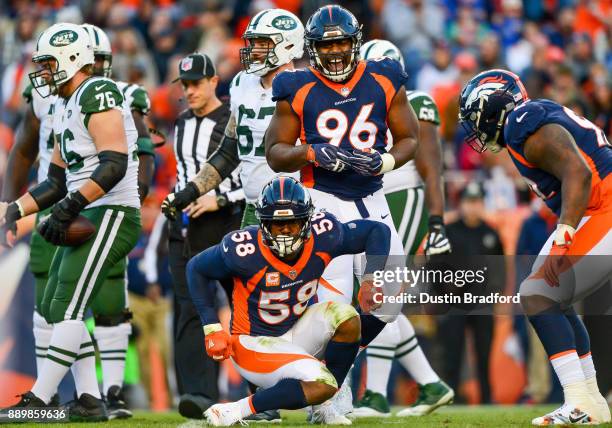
[12,406,612,428]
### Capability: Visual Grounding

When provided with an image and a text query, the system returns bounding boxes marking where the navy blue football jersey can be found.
[214,211,388,336]
[272,58,408,199]
[504,99,612,216]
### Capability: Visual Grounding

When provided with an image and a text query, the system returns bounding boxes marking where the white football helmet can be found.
[360,39,405,69]
[82,23,112,77]
[29,22,94,97]
[240,9,304,76]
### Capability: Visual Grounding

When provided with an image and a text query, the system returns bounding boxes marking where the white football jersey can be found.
[229,71,297,203]
[115,81,151,115]
[23,85,57,184]
[52,76,139,208]
[383,91,441,193]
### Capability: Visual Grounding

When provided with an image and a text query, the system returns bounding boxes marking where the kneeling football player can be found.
[187,177,391,426]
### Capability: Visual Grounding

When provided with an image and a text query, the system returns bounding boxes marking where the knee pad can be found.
[94,309,133,327]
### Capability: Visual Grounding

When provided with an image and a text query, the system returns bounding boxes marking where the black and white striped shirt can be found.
[173,102,244,202]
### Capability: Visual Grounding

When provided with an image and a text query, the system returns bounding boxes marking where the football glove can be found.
[542,224,575,287]
[203,324,233,361]
[0,202,20,248]
[38,192,88,246]
[358,279,383,313]
[306,144,349,172]
[336,149,384,176]
[161,182,200,220]
[424,216,452,256]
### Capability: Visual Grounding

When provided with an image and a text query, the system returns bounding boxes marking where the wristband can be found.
[553,224,576,246]
[428,215,444,227]
[204,323,223,336]
[379,153,396,174]
[6,202,23,223]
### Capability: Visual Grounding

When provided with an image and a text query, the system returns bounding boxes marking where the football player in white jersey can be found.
[0,23,141,422]
[352,39,454,418]
[161,8,303,229]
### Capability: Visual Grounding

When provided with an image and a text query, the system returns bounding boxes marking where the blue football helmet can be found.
[304,5,362,83]
[256,176,314,257]
[459,69,529,153]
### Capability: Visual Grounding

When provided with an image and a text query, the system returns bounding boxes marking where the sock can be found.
[250,378,308,413]
[360,314,387,347]
[579,353,596,380]
[365,321,398,396]
[71,325,100,398]
[550,350,586,389]
[325,340,360,387]
[32,311,53,376]
[565,312,590,356]
[31,320,84,403]
[396,314,439,385]
[528,314,576,356]
[94,323,131,393]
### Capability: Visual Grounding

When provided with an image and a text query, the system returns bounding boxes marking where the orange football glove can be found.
[542,224,575,287]
[358,279,383,313]
[203,324,233,361]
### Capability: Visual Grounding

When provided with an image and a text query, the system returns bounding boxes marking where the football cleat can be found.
[332,376,353,416]
[396,381,454,417]
[63,393,109,422]
[178,393,213,419]
[105,385,132,420]
[244,409,282,423]
[0,392,48,422]
[352,390,391,418]
[204,402,247,426]
[309,401,352,425]
[532,404,593,425]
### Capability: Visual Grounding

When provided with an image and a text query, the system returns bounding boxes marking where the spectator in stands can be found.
[416,39,458,94]
[478,33,506,70]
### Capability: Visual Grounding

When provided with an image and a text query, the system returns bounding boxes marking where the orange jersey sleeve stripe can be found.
[231,267,268,335]
[370,72,395,111]
[507,145,535,168]
[291,82,317,120]
[315,251,332,267]
[231,336,317,374]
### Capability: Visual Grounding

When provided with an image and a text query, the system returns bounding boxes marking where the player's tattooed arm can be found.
[265,100,309,172]
[524,123,591,228]
[1,107,40,201]
[414,120,444,217]
[387,87,419,168]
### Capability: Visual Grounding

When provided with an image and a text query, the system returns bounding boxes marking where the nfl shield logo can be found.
[181,57,193,71]
[341,87,350,97]
[288,270,297,280]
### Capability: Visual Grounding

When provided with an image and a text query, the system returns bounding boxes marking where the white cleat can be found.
[332,377,353,416]
[532,404,594,425]
[309,401,352,425]
[204,402,246,426]
[593,393,611,423]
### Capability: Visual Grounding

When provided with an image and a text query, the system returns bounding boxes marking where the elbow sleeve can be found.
[29,163,67,210]
[208,135,240,179]
[91,150,128,192]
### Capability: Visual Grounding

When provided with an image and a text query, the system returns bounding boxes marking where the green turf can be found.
[11,406,612,427]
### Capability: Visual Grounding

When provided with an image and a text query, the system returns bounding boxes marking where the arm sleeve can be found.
[504,102,547,150]
[186,244,234,325]
[336,219,391,274]
[207,134,240,179]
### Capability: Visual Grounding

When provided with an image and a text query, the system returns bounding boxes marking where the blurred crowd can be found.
[0,0,610,409]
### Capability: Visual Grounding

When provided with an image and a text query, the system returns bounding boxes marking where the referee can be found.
[168,53,244,418]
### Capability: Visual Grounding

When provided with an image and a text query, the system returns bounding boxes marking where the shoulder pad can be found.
[79,78,124,114]
[504,101,548,149]
[311,210,344,247]
[220,227,260,271]
[22,84,33,103]
[408,91,440,125]
[230,72,243,90]
[128,85,151,115]
[272,68,312,102]
[366,57,409,93]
